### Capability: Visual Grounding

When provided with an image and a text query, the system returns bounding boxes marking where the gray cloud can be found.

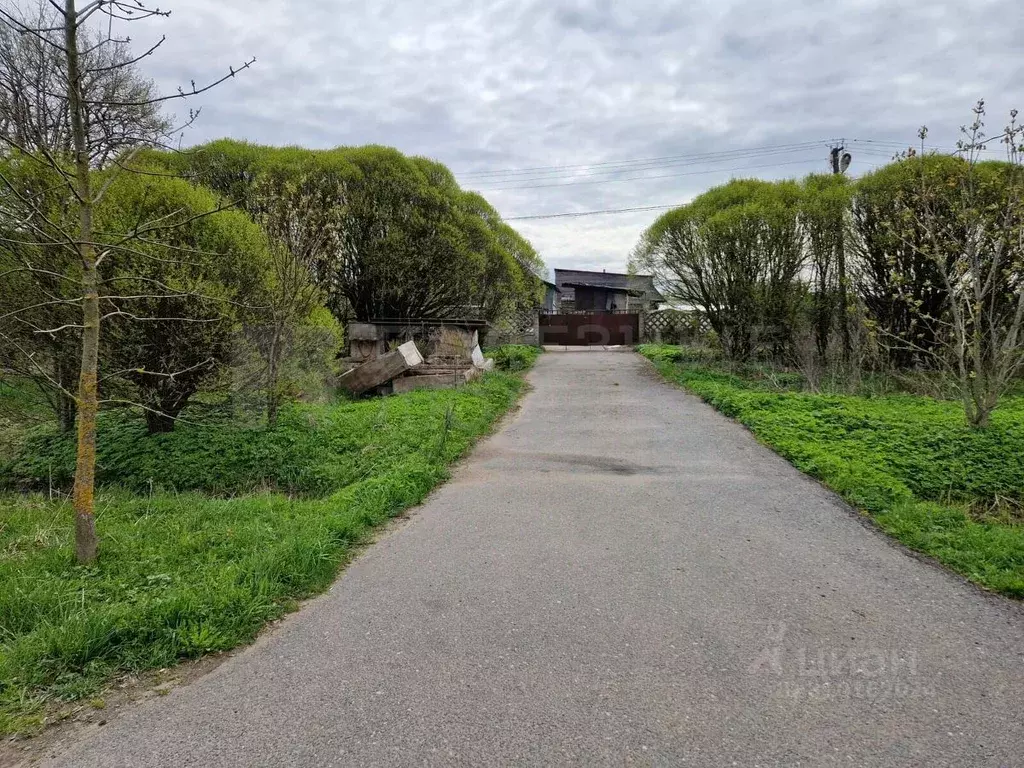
[119,0,1021,273]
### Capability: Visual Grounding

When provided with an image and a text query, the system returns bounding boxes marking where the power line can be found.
[466,145,835,187]
[507,203,679,221]
[476,156,830,191]
[456,140,831,179]
[456,136,1000,184]
[504,155,893,220]
[492,138,1005,221]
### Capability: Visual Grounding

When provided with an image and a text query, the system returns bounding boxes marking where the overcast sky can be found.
[128,0,1021,275]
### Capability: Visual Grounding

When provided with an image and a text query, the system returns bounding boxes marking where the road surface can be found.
[44,350,1024,767]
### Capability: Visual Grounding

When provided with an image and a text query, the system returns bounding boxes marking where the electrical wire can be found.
[475,157,832,191]
[456,140,831,179]
[482,136,1004,220]
[507,204,679,221]
[455,136,1001,186]
[468,146,837,187]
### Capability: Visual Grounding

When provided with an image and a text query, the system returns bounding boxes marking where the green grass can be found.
[486,344,541,373]
[0,361,532,736]
[4,385,512,496]
[638,343,1024,598]
[0,377,52,458]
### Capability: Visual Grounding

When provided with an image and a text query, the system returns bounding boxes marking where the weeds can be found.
[487,344,541,372]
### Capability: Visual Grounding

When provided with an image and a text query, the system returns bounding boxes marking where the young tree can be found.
[0,1,171,431]
[255,244,325,426]
[0,1,253,562]
[908,103,1024,427]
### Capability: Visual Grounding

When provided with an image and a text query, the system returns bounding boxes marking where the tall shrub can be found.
[850,154,968,367]
[632,179,805,361]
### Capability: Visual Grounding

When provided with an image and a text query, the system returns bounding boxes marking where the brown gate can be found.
[539,313,639,346]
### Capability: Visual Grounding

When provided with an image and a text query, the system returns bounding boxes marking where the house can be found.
[553,269,663,313]
[541,280,561,312]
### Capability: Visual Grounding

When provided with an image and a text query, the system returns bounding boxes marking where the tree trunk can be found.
[56,356,78,433]
[144,407,178,434]
[836,227,852,364]
[266,324,281,427]
[65,0,99,564]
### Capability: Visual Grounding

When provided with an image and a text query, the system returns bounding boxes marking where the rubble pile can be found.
[338,322,494,396]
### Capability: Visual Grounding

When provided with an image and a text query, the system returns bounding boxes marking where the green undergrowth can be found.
[638,343,1024,598]
[0,363,530,735]
[0,377,51,458]
[4,379,516,496]
[486,344,541,373]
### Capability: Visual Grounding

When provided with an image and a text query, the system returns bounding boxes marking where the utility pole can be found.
[827,142,853,362]
[830,142,852,174]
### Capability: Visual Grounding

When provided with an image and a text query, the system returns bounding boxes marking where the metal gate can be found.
[539,313,639,346]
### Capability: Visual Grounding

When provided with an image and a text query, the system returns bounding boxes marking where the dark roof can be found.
[561,281,644,296]
[541,279,561,292]
[554,269,664,302]
[368,317,489,328]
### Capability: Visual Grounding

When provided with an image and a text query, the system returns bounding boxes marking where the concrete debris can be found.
[338,340,423,396]
[338,322,499,395]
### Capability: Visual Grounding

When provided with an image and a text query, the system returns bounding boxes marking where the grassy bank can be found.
[0,356,535,735]
[638,344,1024,598]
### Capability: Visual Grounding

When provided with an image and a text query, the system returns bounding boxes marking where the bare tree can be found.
[0,1,174,431]
[910,102,1024,427]
[0,0,253,562]
[0,0,171,164]
[259,246,323,426]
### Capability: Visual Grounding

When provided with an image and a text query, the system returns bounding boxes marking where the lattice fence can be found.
[486,308,539,346]
[642,309,711,343]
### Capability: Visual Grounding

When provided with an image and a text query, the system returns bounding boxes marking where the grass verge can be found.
[0,361,533,736]
[638,344,1024,599]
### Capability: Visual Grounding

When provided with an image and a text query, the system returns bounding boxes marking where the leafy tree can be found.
[0,154,80,431]
[632,179,805,361]
[800,173,854,364]
[96,171,273,433]
[172,141,543,325]
[850,154,967,367]
[459,191,542,321]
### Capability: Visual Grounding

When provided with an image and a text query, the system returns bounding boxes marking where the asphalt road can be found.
[44,350,1024,767]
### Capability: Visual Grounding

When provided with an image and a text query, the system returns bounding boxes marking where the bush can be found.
[488,344,541,372]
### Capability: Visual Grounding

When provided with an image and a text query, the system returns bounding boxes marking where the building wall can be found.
[574,287,631,312]
[543,286,558,312]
